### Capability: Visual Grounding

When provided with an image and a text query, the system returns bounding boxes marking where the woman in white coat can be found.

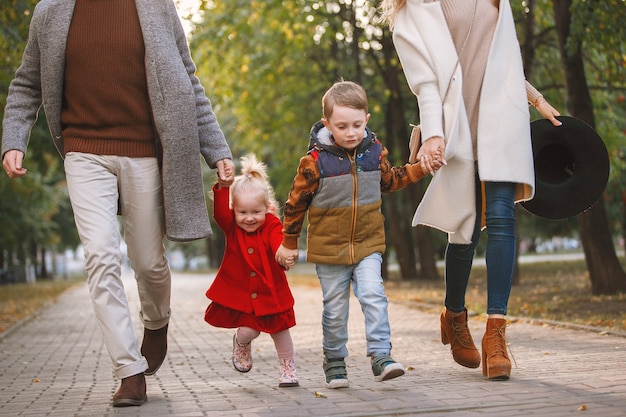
[381,0,561,380]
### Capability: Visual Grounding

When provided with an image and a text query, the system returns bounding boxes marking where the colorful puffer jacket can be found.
[282,121,425,265]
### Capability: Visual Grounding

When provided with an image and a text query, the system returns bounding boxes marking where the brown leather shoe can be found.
[141,324,168,375]
[112,373,146,407]
[482,318,511,380]
[440,308,481,368]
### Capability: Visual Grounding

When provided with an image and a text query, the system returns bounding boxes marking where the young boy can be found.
[276,81,439,388]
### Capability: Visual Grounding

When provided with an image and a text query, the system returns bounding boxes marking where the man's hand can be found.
[2,150,27,178]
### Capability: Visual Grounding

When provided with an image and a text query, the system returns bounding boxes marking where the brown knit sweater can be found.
[62,0,156,157]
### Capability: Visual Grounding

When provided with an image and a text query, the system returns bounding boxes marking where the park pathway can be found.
[0,269,625,416]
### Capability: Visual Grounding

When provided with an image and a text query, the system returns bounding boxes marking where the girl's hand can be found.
[276,245,298,270]
[283,255,297,270]
[216,158,235,187]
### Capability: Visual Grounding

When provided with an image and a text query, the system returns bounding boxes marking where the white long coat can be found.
[392,0,534,244]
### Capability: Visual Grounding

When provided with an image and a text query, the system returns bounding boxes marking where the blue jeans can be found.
[444,178,516,315]
[316,252,391,358]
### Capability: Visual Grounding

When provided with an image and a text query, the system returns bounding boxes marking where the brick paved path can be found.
[1,270,625,416]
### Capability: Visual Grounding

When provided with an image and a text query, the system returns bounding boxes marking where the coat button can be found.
[251,293,258,299]
[250,271,256,277]
[248,248,254,254]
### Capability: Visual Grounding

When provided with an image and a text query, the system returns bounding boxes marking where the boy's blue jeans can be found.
[316,252,391,359]
[444,180,517,316]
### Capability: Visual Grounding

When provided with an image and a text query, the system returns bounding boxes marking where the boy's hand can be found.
[276,245,299,271]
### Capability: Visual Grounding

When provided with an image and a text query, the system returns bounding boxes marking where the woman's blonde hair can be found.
[379,0,406,29]
[230,154,280,216]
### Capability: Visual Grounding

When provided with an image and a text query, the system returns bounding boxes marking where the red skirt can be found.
[204,302,296,334]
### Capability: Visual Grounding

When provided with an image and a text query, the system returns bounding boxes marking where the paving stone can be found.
[0,269,624,417]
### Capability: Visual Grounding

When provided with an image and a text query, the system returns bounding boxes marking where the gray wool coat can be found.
[1,0,232,242]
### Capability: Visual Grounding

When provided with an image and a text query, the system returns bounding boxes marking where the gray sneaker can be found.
[323,357,350,389]
[371,355,405,382]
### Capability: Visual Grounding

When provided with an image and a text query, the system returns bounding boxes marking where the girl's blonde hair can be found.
[379,0,406,29]
[230,154,280,216]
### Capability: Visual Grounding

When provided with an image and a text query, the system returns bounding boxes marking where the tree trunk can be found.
[622,191,626,248]
[512,208,522,285]
[377,33,442,281]
[381,49,418,280]
[206,232,224,270]
[415,224,441,281]
[40,246,49,279]
[383,193,418,279]
[521,0,537,78]
[514,0,537,286]
[552,0,626,294]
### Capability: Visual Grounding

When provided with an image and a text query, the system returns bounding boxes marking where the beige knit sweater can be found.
[440,0,497,158]
[434,0,543,159]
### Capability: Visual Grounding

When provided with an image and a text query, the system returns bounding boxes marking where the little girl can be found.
[204,154,299,387]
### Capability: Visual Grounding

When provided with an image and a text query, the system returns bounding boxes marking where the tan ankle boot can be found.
[482,318,511,380]
[440,308,481,368]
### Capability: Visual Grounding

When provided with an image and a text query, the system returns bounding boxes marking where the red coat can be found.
[206,185,295,317]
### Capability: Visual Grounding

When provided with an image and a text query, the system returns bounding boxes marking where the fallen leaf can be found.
[314,392,327,398]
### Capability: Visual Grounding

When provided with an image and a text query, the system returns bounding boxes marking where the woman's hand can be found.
[534,98,562,127]
[416,136,446,175]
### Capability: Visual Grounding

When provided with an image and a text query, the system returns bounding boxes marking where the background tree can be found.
[1,0,79,280]
[191,0,441,280]
[551,0,626,293]
[1,0,624,288]
[189,0,625,292]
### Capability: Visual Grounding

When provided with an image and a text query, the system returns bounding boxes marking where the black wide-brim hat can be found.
[521,116,609,219]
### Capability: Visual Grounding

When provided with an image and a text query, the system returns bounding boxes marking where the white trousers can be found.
[65,153,171,379]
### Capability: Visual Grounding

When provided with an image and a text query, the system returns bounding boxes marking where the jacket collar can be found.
[307,120,375,157]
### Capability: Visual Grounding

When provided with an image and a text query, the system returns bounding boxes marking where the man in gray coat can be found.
[1,0,235,407]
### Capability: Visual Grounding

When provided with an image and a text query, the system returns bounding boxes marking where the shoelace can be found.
[451,321,476,348]
[234,340,251,361]
[487,323,517,367]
